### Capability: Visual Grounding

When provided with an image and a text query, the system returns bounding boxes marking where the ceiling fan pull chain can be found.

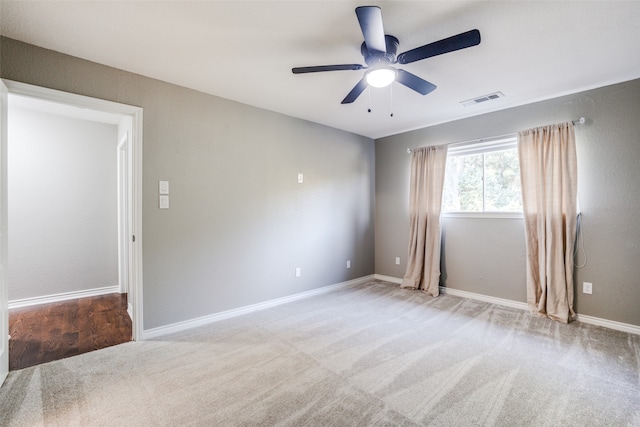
[367,86,372,113]
[390,85,394,117]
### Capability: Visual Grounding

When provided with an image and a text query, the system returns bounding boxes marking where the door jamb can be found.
[2,79,144,340]
[117,132,129,296]
[0,79,8,385]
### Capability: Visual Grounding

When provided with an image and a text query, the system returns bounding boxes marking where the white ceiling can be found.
[2,1,640,139]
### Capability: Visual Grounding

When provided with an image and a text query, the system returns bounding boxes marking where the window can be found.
[442,136,522,213]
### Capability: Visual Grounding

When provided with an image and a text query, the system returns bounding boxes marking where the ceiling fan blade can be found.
[397,29,481,64]
[341,78,368,104]
[355,6,387,55]
[395,69,437,95]
[292,64,364,74]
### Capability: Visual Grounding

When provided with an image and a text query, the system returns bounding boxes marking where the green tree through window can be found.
[484,148,522,211]
[443,141,522,213]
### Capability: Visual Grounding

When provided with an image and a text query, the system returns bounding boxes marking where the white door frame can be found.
[117,132,130,296]
[0,79,9,385]
[1,79,144,341]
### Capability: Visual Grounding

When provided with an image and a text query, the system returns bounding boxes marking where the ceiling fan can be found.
[292,6,481,104]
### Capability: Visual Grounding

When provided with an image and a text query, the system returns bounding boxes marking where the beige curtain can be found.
[518,123,577,323]
[401,145,448,297]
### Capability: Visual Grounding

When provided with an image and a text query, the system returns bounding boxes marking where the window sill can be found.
[442,212,523,219]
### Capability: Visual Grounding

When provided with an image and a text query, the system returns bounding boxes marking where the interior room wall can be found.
[8,106,118,300]
[376,78,640,327]
[0,37,375,330]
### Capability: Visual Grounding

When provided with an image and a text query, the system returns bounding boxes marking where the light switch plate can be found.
[297,173,303,183]
[159,195,169,209]
[159,180,169,195]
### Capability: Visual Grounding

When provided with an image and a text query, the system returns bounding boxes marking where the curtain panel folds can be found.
[401,145,448,297]
[518,122,578,323]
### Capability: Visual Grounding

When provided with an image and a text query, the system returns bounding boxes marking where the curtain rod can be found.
[407,117,587,154]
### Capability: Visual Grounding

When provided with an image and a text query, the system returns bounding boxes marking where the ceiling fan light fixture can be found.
[365,66,396,88]
[293,6,481,104]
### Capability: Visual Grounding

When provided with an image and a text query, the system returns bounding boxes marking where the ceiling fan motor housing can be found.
[291,6,480,104]
[361,35,399,65]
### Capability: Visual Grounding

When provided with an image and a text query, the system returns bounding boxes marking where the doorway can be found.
[1,80,143,356]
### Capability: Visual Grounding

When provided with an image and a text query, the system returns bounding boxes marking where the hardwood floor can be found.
[8,293,132,371]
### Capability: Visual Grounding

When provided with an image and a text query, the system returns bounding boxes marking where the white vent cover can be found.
[461,91,505,107]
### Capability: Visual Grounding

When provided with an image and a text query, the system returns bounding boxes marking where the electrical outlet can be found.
[295,267,301,277]
[347,260,351,269]
[583,282,592,294]
[395,257,400,265]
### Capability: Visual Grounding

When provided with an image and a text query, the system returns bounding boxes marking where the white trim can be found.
[442,212,523,219]
[130,108,143,341]
[374,275,640,335]
[447,134,517,156]
[374,274,403,284]
[2,79,144,341]
[8,286,120,309]
[142,275,375,340]
[117,131,129,295]
[441,287,640,334]
[575,314,640,335]
[0,78,9,385]
[438,286,529,311]
[127,303,133,320]
[3,80,142,116]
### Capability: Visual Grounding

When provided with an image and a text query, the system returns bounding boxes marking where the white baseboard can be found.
[575,313,640,335]
[374,275,640,335]
[142,275,376,340]
[439,286,529,311]
[373,274,403,284]
[9,285,120,309]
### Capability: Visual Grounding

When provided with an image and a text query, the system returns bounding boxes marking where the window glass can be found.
[443,139,522,213]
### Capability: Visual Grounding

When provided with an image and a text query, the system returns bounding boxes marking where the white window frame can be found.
[443,134,523,219]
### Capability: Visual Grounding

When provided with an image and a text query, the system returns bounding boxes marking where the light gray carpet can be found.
[1,280,639,426]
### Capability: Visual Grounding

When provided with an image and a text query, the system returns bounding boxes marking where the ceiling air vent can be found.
[461,91,505,107]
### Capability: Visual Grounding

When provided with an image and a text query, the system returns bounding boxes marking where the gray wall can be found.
[0,38,375,330]
[376,79,640,326]
[8,106,118,300]
[3,36,637,329]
